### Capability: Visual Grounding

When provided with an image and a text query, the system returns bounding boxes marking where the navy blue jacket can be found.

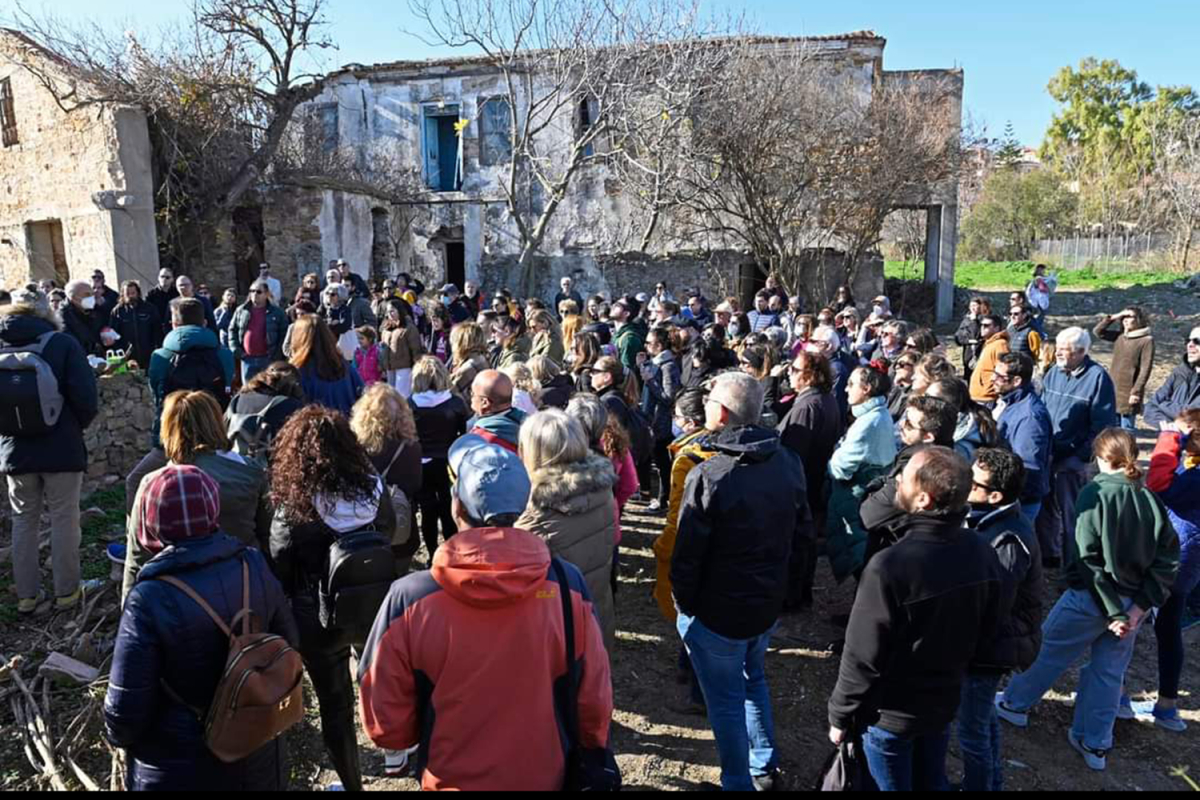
[1144,360,1200,429]
[1041,357,1117,462]
[109,300,163,368]
[968,504,1044,674]
[0,310,99,475]
[997,386,1054,503]
[104,535,297,791]
[670,426,807,639]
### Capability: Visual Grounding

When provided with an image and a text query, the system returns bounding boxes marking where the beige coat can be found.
[516,454,618,653]
[451,354,490,397]
[381,325,424,371]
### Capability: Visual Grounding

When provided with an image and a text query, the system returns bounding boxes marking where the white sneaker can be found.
[1130,700,1188,733]
[1067,730,1108,772]
[995,693,1029,728]
[384,746,418,777]
[647,499,662,512]
[1116,695,1136,721]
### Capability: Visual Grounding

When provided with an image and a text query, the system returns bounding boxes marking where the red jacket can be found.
[358,527,613,791]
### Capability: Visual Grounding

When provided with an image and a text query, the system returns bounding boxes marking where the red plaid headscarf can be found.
[136,465,221,555]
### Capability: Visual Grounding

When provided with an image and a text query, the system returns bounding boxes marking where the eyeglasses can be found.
[972,480,997,493]
[993,372,1013,383]
[252,289,267,295]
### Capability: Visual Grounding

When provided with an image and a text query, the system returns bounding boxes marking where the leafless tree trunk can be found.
[1149,114,1200,272]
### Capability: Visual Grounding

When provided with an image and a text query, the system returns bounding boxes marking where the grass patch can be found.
[80,486,126,582]
[885,260,1183,290]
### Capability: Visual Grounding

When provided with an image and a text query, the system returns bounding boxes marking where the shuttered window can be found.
[0,78,17,147]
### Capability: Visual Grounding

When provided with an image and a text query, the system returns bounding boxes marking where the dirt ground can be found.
[2,280,1199,791]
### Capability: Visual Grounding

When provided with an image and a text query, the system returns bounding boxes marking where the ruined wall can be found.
[0,33,159,291]
[82,373,155,492]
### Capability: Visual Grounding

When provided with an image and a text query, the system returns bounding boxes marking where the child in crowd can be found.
[354,325,384,386]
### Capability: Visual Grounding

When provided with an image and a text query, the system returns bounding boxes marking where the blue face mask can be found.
[442,296,452,307]
[672,422,684,439]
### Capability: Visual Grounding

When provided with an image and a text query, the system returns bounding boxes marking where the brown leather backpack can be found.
[157,559,305,763]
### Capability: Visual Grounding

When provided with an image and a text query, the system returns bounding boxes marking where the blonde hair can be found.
[529,309,561,341]
[501,362,542,404]
[161,391,230,464]
[451,321,488,363]
[519,408,590,473]
[350,383,418,455]
[528,355,561,384]
[412,355,452,394]
[1093,428,1143,482]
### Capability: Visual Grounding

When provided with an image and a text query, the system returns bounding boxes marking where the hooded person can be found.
[104,465,297,792]
[358,442,615,791]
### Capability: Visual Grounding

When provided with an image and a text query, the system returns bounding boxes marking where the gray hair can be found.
[566,393,608,450]
[519,409,589,473]
[710,371,765,427]
[1056,327,1091,353]
[65,279,91,300]
[764,327,788,350]
[527,355,561,383]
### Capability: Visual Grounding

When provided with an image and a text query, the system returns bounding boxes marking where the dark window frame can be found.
[0,77,18,148]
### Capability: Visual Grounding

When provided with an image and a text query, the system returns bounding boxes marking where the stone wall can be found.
[0,32,160,292]
[82,373,155,492]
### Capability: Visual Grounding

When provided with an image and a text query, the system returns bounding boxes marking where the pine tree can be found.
[996,120,1025,169]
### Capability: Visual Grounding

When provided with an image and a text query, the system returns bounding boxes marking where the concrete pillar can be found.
[924,204,958,324]
[464,201,483,283]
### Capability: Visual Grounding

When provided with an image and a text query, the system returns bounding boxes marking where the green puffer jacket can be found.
[825,463,891,584]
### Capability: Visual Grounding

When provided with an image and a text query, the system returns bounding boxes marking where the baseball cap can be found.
[449,443,531,525]
[441,283,460,296]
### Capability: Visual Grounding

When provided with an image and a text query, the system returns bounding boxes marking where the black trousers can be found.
[292,594,363,792]
[416,459,456,557]
[652,437,673,506]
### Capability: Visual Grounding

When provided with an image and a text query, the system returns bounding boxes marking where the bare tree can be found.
[9,0,335,259]
[408,0,727,289]
[665,41,863,303]
[1149,113,1200,271]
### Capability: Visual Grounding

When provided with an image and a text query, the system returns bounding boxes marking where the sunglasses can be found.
[253,289,267,295]
[1190,338,1200,347]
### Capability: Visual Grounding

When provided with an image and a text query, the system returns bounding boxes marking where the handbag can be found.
[816,735,877,792]
[552,559,621,792]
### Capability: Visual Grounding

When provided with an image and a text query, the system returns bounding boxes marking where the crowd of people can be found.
[0,260,1196,792]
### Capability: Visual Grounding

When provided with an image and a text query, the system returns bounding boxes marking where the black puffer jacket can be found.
[61,303,102,356]
[670,425,808,640]
[410,393,470,460]
[0,309,99,475]
[539,373,576,410]
[104,535,297,791]
[968,504,1045,675]
[828,513,1003,737]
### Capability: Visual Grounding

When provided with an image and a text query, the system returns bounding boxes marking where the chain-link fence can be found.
[1032,233,1176,271]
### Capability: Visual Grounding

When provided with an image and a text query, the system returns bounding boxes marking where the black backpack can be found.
[164,348,230,408]
[319,530,396,643]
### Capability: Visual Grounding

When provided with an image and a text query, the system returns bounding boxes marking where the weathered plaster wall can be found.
[0,33,160,291]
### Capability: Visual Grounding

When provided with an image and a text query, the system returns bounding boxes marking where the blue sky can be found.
[6,0,1196,147]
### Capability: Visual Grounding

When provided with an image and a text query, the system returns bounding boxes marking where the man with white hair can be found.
[1037,326,1117,568]
[61,279,103,355]
[808,325,855,419]
[553,276,583,321]
[671,371,808,791]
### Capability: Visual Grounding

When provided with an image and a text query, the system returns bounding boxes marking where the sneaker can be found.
[384,747,416,778]
[995,693,1029,728]
[1130,701,1189,733]
[17,590,48,616]
[647,499,662,513]
[55,587,83,612]
[325,783,345,792]
[1067,730,1108,772]
[1183,609,1200,633]
[752,769,787,792]
[1117,695,1136,721]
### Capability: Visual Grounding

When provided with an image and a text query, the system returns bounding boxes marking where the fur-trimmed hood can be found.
[526,453,617,514]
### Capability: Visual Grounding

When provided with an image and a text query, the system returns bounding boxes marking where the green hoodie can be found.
[1066,472,1180,621]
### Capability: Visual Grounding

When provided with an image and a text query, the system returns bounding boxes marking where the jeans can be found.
[1119,414,1138,432]
[1035,456,1091,562]
[677,614,778,791]
[293,594,363,791]
[241,355,272,383]
[862,725,950,792]
[7,472,83,599]
[1003,589,1139,752]
[1153,537,1200,699]
[958,672,1004,792]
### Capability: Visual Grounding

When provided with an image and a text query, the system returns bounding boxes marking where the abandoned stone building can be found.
[0,29,160,293]
[1,29,962,319]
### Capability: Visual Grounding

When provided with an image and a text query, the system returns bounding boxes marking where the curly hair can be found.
[350,383,418,456]
[269,405,379,524]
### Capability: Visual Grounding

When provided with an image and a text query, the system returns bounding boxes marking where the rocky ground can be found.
[1,278,1198,791]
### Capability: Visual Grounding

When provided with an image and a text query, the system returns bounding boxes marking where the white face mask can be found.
[80,296,96,311]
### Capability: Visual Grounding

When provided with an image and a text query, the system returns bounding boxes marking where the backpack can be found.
[156,559,304,764]
[0,332,65,437]
[381,444,416,560]
[319,525,396,643]
[164,347,230,408]
[226,395,289,464]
